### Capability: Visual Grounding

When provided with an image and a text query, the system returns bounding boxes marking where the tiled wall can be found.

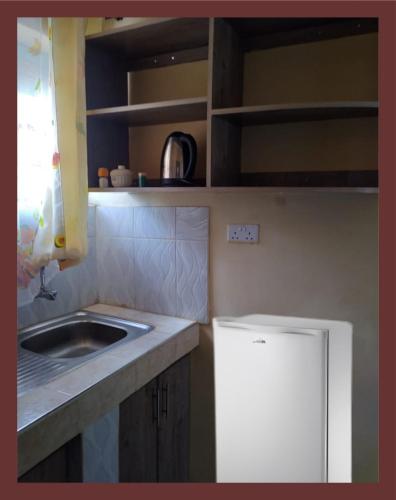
[96,206,209,323]
[83,407,119,483]
[18,206,98,330]
[18,205,209,329]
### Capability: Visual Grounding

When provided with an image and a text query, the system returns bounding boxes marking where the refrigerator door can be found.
[214,320,328,483]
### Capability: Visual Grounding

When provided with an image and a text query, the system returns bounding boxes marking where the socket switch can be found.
[227,224,259,243]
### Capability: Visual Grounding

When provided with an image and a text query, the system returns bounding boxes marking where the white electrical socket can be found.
[227,224,259,243]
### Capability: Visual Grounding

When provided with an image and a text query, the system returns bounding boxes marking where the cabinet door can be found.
[119,378,158,482]
[157,354,190,482]
[18,434,82,482]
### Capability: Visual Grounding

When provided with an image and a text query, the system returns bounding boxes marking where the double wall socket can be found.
[227,224,259,243]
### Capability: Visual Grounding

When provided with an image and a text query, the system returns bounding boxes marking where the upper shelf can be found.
[86,97,207,126]
[86,18,378,56]
[88,186,378,194]
[225,17,378,51]
[211,101,378,125]
[85,18,209,59]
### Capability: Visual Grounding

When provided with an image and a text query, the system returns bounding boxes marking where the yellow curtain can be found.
[17,17,88,305]
[52,18,88,268]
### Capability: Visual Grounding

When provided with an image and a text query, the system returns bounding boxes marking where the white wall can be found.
[89,190,378,483]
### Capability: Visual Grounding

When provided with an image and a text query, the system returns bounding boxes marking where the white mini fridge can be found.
[213,314,352,483]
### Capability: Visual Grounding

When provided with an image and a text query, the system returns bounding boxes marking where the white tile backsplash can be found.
[97,238,134,308]
[87,205,96,238]
[18,205,209,330]
[176,207,209,240]
[134,207,175,239]
[176,240,208,323]
[83,406,119,483]
[134,239,177,316]
[96,206,133,238]
[79,237,98,308]
[96,206,209,322]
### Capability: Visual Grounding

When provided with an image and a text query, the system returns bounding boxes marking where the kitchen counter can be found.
[17,304,199,477]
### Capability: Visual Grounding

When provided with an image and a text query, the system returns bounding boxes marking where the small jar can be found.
[138,172,147,187]
[98,167,109,188]
[110,165,133,187]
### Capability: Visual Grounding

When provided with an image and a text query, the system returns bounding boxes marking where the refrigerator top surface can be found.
[214,314,352,333]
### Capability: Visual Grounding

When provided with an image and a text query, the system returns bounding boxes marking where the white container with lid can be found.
[110,165,133,187]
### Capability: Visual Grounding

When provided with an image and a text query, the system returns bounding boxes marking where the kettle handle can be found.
[179,134,197,180]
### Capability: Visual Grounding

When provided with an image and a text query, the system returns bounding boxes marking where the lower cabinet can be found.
[119,354,190,482]
[19,354,190,483]
[18,434,82,482]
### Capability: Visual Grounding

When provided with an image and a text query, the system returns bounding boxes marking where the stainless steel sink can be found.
[18,311,153,394]
[21,321,128,359]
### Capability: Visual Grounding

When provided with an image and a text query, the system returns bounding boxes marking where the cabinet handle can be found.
[152,388,159,422]
[161,384,168,418]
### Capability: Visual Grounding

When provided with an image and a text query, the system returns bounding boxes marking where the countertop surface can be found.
[17,304,199,476]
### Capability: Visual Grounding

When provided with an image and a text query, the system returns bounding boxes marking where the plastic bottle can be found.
[98,167,109,188]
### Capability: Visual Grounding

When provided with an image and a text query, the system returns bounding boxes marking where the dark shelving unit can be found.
[85,17,378,191]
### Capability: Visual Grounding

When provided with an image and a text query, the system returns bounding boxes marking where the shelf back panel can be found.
[128,60,208,104]
[86,44,128,109]
[243,33,378,106]
[87,120,129,188]
[240,117,378,173]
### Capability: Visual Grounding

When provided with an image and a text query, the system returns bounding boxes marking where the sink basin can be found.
[21,321,128,359]
[18,311,153,394]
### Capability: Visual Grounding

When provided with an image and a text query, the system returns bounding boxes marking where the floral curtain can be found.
[17,18,88,307]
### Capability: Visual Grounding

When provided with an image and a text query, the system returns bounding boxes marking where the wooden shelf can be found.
[211,101,378,125]
[86,18,209,60]
[88,186,378,194]
[89,187,208,193]
[87,97,207,126]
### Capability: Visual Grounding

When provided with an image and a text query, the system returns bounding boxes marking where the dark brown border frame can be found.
[4,2,395,499]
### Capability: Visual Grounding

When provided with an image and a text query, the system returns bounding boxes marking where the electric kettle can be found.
[160,131,197,185]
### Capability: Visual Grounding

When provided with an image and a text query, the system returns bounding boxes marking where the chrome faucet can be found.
[35,266,57,300]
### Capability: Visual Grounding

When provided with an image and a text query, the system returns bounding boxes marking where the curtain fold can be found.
[17,17,88,306]
[52,18,88,266]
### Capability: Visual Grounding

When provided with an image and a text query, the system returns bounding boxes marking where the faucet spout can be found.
[35,266,58,300]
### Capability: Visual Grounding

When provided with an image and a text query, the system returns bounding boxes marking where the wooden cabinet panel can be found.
[158,354,190,482]
[119,355,191,482]
[18,435,82,483]
[211,19,243,109]
[119,378,158,482]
